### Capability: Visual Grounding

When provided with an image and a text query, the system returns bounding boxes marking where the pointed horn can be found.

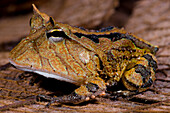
[32,4,41,15]
[31,4,50,24]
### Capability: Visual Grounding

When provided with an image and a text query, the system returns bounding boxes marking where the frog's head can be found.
[9,5,85,84]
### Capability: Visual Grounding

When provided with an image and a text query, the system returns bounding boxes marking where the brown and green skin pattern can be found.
[9,5,158,105]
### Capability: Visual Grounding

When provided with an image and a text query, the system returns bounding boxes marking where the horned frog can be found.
[9,4,158,106]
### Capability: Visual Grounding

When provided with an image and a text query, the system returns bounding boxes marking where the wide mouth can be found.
[9,58,78,84]
[9,58,33,71]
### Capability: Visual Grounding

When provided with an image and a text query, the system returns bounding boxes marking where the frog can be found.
[9,4,158,106]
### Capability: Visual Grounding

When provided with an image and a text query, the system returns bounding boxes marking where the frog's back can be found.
[58,22,158,55]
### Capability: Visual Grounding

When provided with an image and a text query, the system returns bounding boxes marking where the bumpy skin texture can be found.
[9,5,158,105]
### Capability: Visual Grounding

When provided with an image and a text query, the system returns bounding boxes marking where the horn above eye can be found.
[46,29,68,42]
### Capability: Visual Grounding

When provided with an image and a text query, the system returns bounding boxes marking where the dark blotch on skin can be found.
[74,31,157,55]
[114,34,157,54]
[141,78,153,88]
[143,54,157,72]
[135,64,151,83]
[73,33,99,43]
[73,32,123,43]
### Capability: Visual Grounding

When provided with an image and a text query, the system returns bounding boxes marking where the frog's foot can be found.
[38,77,106,107]
[122,53,157,92]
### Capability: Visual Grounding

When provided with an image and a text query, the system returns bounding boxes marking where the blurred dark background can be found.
[0,0,138,43]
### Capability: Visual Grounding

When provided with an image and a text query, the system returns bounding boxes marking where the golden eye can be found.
[46,29,67,42]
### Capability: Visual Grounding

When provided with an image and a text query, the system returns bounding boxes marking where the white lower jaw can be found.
[9,59,76,83]
[17,67,76,83]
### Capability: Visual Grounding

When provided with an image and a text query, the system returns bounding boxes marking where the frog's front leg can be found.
[38,77,106,106]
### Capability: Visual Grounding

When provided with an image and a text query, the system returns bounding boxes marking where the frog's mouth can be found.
[9,59,77,84]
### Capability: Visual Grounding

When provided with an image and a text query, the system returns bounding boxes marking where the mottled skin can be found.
[9,5,158,105]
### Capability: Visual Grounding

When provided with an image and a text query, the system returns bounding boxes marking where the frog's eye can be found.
[46,29,67,42]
